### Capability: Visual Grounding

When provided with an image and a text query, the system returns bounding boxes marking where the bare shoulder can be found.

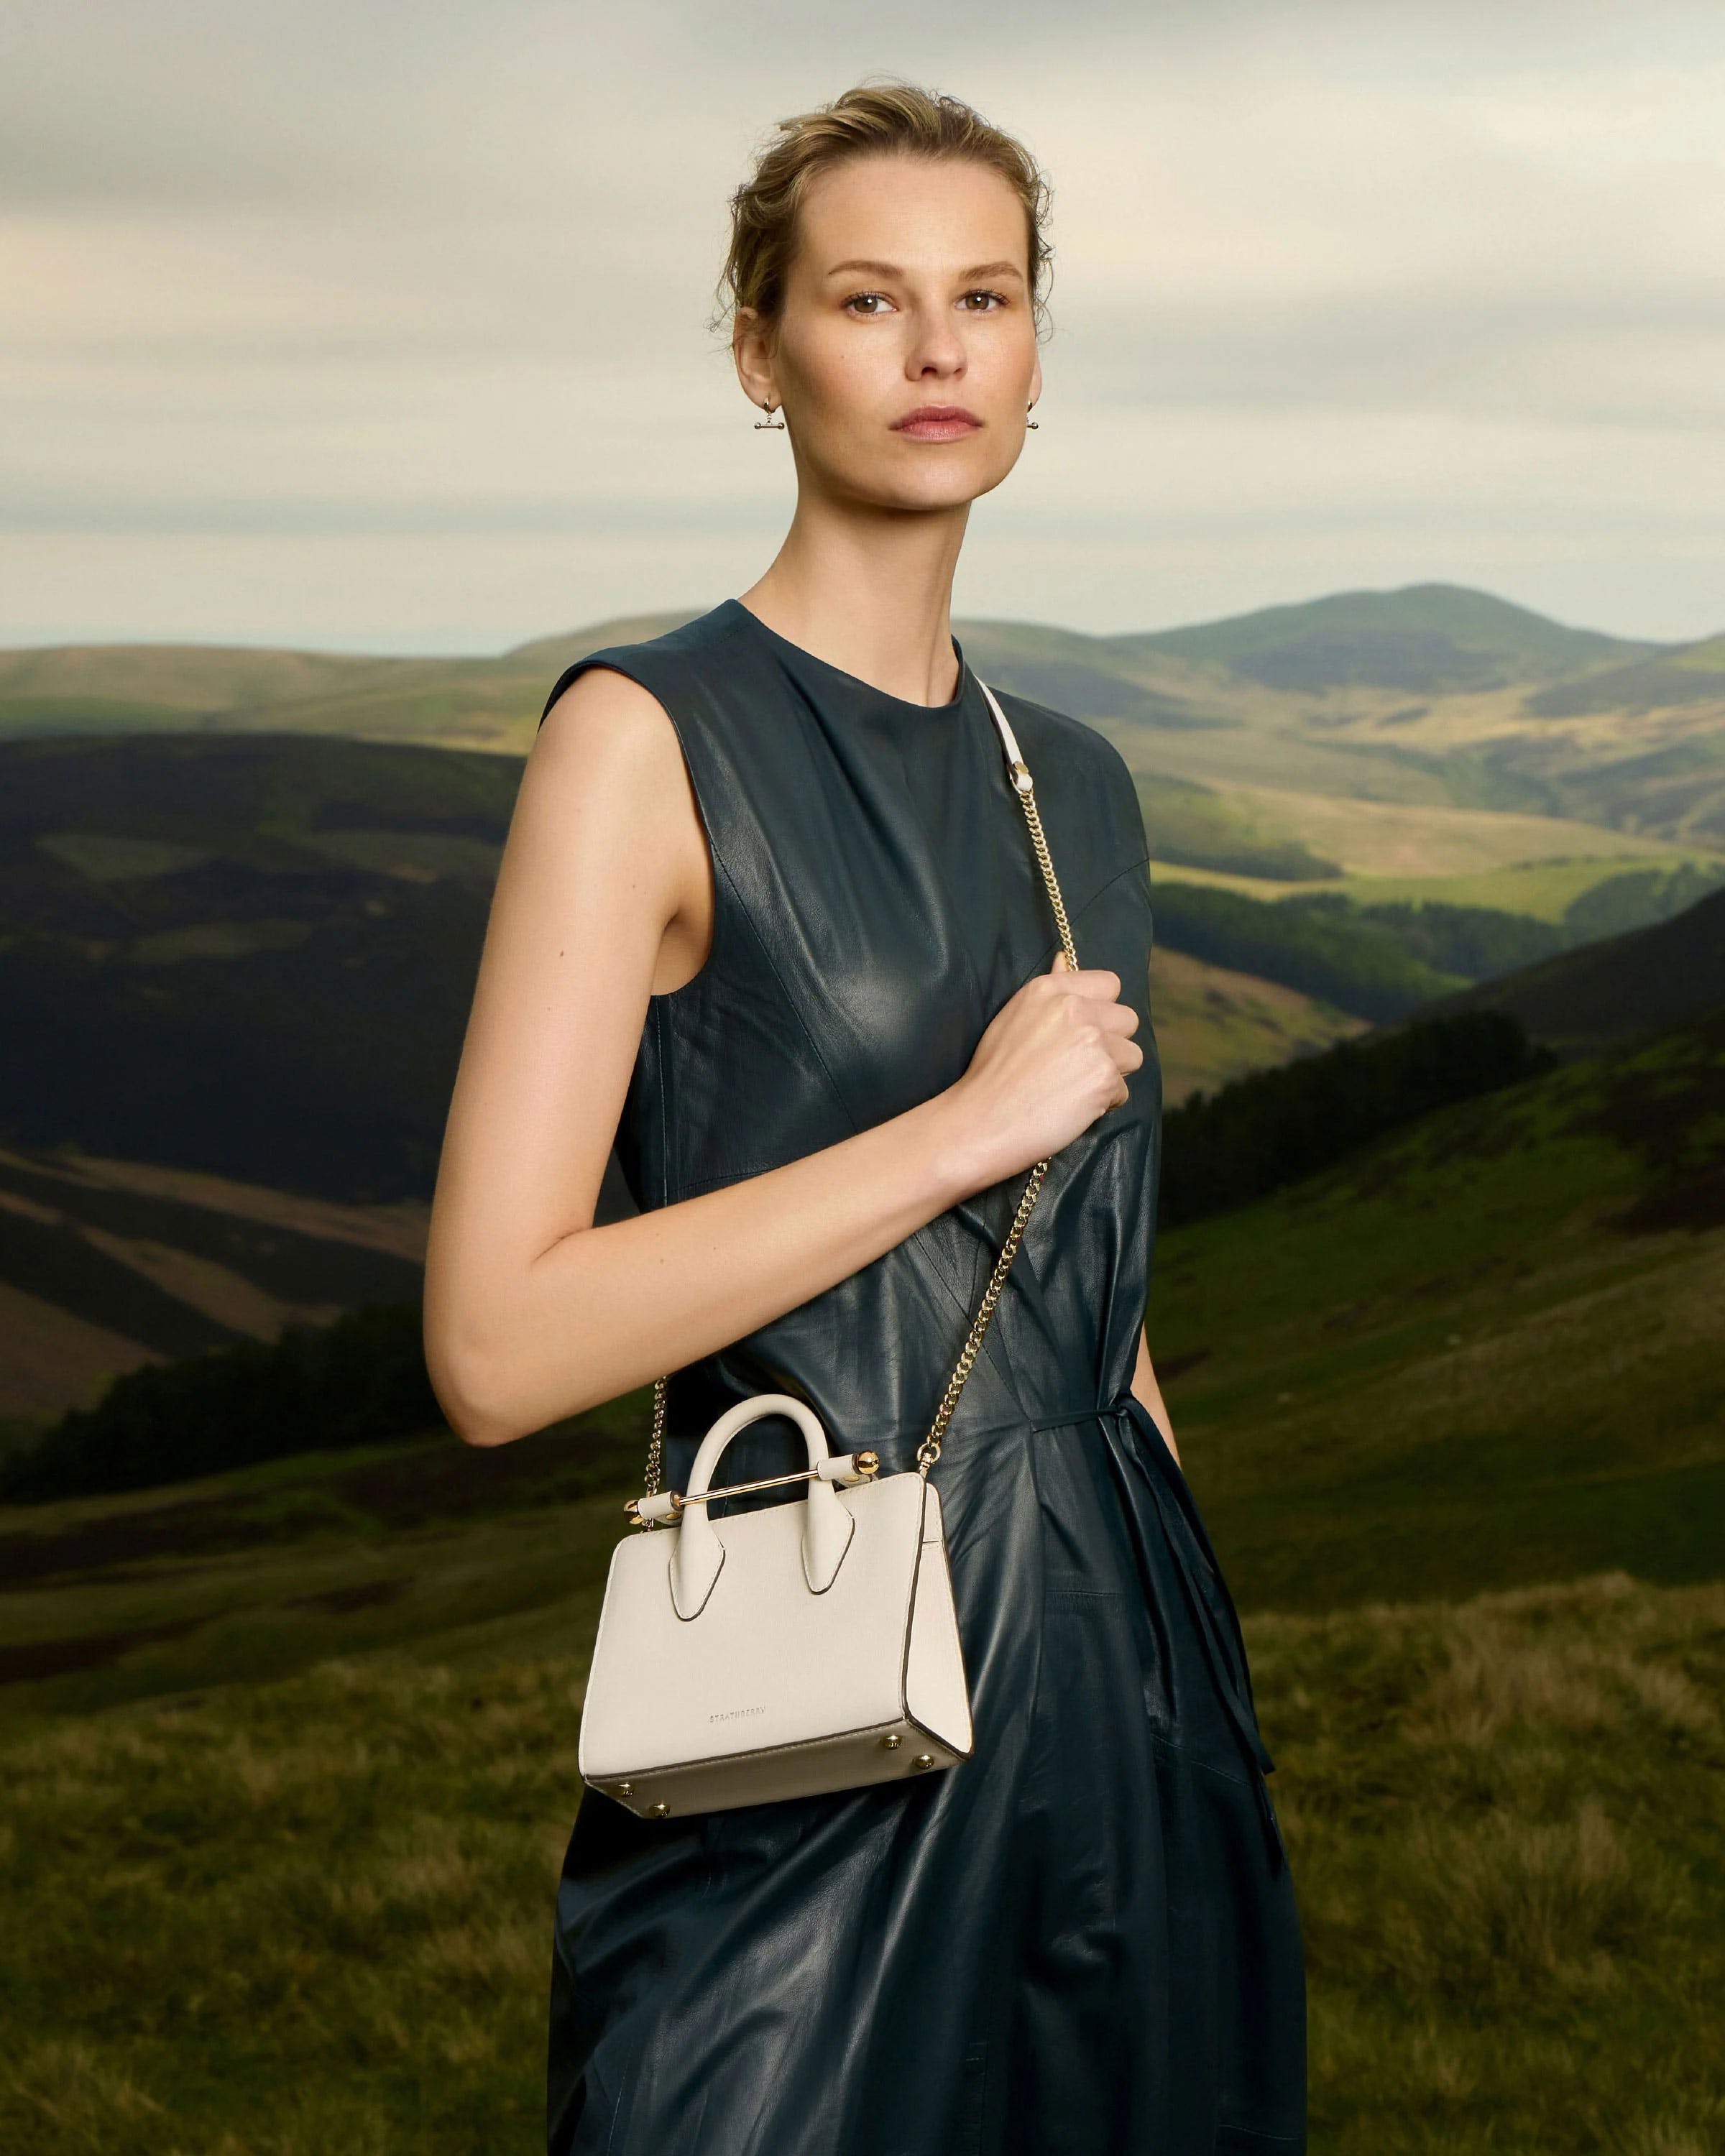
[520,663,700,852]
[510,662,712,988]
[535,661,687,788]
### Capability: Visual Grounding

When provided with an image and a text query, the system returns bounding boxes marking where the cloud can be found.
[1,0,1721,645]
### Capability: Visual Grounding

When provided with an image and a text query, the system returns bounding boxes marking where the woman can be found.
[425,79,1306,2156]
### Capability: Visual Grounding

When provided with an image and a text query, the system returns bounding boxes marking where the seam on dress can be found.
[1015,849,1151,983]
[1019,1432,1055,1823]
[1148,1726,1255,1792]
[719,851,864,1141]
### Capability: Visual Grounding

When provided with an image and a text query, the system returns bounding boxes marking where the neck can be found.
[737,494,971,708]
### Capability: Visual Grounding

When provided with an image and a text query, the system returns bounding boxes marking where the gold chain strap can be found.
[640,696,1077,1500]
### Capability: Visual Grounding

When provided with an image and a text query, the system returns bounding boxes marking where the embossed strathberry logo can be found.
[710,1706,767,1722]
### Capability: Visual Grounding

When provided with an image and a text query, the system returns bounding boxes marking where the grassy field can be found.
[0,1420,642,1738]
[1146,1010,1724,1613]
[1149,944,1368,1105]
[1136,775,1712,883]
[1159,851,1725,916]
[1,1005,1720,2149]
[1,1574,1717,2153]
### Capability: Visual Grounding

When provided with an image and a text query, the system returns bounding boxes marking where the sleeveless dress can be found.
[537,599,1307,2156]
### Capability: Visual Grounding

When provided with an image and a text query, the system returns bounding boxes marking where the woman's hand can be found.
[938,952,1143,1190]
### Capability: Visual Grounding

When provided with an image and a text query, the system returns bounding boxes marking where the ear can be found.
[734,305,781,414]
[1029,345,1044,410]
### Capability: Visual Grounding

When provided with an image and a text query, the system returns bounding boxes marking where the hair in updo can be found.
[712,78,1054,341]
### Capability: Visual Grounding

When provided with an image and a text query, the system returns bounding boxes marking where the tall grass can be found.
[2,1570,1719,2152]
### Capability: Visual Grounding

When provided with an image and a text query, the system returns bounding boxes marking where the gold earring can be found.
[754,399,786,431]
[1026,400,1040,430]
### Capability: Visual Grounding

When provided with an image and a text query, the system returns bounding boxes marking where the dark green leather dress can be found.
[539,599,1307,2155]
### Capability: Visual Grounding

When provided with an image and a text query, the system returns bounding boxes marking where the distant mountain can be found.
[5,584,1722,847]
[502,610,713,676]
[0,643,409,727]
[1116,582,1662,694]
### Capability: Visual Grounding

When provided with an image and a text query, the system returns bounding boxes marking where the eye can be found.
[961,289,1011,313]
[842,290,893,318]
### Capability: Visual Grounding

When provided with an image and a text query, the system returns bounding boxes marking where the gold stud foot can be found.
[911,1753,935,1772]
[880,1733,902,1750]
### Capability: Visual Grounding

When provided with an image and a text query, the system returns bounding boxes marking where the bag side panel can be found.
[903,1483,975,1756]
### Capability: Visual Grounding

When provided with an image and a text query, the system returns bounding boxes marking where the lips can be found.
[892,406,983,441]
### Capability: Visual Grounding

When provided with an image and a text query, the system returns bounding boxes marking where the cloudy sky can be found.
[4,0,1722,653]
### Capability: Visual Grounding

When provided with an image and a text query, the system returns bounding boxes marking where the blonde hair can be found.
[712,78,1054,341]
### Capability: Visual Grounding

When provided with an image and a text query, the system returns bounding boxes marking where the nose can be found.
[905,302,967,380]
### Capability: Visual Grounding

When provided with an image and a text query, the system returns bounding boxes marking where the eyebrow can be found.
[822,258,1026,283]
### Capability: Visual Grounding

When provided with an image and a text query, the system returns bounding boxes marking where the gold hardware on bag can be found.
[626,1452,878,1524]
[625,1489,684,1525]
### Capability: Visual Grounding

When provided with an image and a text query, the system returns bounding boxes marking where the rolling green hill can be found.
[6,584,1723,856]
[4,727,1719,1432]
[2,590,1718,2151]
[0,642,407,721]
[1386,883,1725,1061]
[0,732,514,1202]
[1147,1000,1724,1609]
[1149,866,1725,1028]
[0,1143,427,1427]
[2,996,1717,1713]
[1523,629,1725,717]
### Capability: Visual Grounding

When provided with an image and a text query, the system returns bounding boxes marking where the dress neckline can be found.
[722,597,972,715]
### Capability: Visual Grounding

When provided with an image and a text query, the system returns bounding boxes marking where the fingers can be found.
[1091,999,1141,1036]
[1045,968,1136,1034]
[1044,963,1123,1001]
[1070,966,1121,1000]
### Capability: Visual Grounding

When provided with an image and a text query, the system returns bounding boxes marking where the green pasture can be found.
[1,1003,1721,2150]
[1159,847,1725,918]
[1,1575,1718,2153]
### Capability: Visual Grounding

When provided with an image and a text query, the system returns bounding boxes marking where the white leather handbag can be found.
[579,678,1081,1820]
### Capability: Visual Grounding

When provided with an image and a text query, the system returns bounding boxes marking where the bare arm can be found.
[1130,1328,1180,1466]
[423,666,1142,1448]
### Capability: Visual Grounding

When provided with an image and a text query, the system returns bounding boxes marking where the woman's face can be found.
[737,152,1043,513]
